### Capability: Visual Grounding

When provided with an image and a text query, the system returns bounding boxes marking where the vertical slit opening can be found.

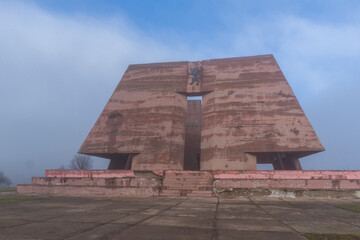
[184,95,202,170]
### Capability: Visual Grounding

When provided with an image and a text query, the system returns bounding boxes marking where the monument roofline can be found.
[127,54,275,68]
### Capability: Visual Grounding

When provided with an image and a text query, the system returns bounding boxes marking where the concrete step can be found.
[164,173,213,178]
[162,186,213,191]
[31,177,161,188]
[17,184,159,197]
[163,175,213,179]
[163,176,213,182]
[187,191,214,197]
[162,184,213,189]
[163,179,213,183]
[163,176,212,179]
[161,171,214,196]
[162,183,212,187]
[160,189,213,198]
[162,181,213,187]
[164,176,213,181]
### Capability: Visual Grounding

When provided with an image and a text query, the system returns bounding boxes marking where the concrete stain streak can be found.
[79,54,324,171]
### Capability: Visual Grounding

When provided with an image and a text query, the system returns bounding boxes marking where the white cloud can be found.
[233,15,360,94]
[0,1,191,184]
[273,16,360,57]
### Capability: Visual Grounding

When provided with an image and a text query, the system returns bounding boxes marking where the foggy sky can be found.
[1,0,359,185]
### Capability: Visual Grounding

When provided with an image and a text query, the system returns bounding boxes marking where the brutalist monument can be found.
[79,54,324,171]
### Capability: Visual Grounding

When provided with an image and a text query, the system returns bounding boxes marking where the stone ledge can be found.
[45,169,137,178]
[216,188,360,199]
[214,179,360,190]
[32,177,161,188]
[18,170,360,198]
[17,184,159,197]
[214,170,360,180]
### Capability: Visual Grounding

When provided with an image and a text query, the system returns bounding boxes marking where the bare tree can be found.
[69,154,93,170]
[0,171,12,187]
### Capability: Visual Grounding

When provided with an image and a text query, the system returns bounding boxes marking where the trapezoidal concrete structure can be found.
[78,55,324,171]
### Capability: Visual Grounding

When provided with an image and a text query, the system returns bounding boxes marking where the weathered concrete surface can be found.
[213,170,360,196]
[200,55,325,170]
[46,169,136,178]
[32,177,160,188]
[214,170,360,180]
[17,184,159,197]
[79,55,324,171]
[46,170,360,180]
[215,179,360,190]
[79,61,189,170]
[160,171,213,197]
[1,192,360,240]
[19,171,162,197]
[18,170,360,198]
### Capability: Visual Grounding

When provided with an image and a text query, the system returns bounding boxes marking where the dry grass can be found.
[337,205,360,214]
[0,196,33,203]
[0,187,17,192]
[304,233,360,240]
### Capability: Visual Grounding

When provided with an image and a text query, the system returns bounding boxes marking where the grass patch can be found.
[0,196,33,203]
[337,205,360,213]
[304,233,360,240]
[0,187,17,192]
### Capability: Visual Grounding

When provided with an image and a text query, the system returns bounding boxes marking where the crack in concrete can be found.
[99,198,188,240]
[280,197,360,228]
[0,197,178,239]
[2,195,359,239]
[248,197,304,237]
[0,207,96,231]
[210,196,219,240]
[59,198,179,240]
[317,200,360,228]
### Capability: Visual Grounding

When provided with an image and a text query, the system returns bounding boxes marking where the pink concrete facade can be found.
[18,170,360,198]
[214,179,360,190]
[213,170,360,180]
[200,56,324,170]
[17,185,158,197]
[32,176,160,189]
[79,55,324,171]
[46,170,136,178]
[46,170,360,180]
[78,62,188,170]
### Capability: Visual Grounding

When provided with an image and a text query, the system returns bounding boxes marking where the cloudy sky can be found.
[1,0,359,185]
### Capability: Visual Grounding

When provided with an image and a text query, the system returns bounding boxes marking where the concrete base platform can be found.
[18,170,360,198]
[1,191,360,240]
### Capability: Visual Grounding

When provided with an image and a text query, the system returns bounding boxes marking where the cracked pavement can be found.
[0,193,359,240]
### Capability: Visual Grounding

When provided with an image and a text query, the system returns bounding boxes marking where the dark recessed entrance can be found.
[184,96,202,170]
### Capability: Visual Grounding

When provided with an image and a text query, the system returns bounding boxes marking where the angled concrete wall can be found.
[79,55,324,171]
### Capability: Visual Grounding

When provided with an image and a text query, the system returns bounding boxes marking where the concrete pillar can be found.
[283,158,302,170]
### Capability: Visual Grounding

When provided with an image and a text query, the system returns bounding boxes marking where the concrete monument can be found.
[19,55,360,198]
[78,55,324,171]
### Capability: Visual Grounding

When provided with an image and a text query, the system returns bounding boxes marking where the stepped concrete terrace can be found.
[17,170,360,198]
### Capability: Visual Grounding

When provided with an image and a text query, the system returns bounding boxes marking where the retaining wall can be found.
[17,170,360,198]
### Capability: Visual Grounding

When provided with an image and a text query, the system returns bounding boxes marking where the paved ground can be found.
[0,191,359,240]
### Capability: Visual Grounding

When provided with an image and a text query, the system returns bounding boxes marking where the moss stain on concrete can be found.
[304,233,360,240]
